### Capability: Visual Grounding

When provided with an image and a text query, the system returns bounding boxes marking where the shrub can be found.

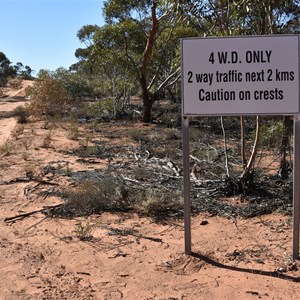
[11,124,24,140]
[26,72,70,117]
[127,128,144,141]
[58,178,132,217]
[135,189,183,217]
[0,141,14,156]
[68,121,80,141]
[52,67,102,99]
[12,105,28,123]
[74,221,96,240]
[41,132,52,148]
[8,77,22,89]
[83,98,114,118]
[259,120,283,148]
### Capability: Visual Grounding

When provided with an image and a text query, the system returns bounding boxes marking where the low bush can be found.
[0,141,14,156]
[54,177,182,219]
[26,72,70,117]
[12,105,28,123]
[8,77,22,89]
[57,178,132,217]
[135,189,183,217]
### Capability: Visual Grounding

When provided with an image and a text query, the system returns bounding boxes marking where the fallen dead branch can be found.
[4,203,64,224]
[0,177,59,186]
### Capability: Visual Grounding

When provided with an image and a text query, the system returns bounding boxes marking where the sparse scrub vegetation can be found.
[21,151,29,161]
[81,98,115,120]
[7,77,22,89]
[259,120,284,149]
[52,176,183,219]
[67,121,80,141]
[0,141,14,156]
[135,189,183,217]
[41,132,53,148]
[12,105,28,123]
[58,178,132,217]
[25,71,70,117]
[1,3,300,296]
[21,135,34,151]
[74,221,96,241]
[24,164,36,179]
[11,124,24,140]
[127,128,144,141]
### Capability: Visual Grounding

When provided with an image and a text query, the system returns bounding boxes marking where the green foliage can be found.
[26,71,70,117]
[53,67,102,99]
[67,121,80,141]
[0,51,33,86]
[60,178,132,217]
[127,128,144,141]
[0,51,16,86]
[0,141,14,156]
[83,98,115,118]
[74,221,96,240]
[259,120,284,148]
[135,189,183,217]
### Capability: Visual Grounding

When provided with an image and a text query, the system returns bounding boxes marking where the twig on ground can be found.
[4,203,63,224]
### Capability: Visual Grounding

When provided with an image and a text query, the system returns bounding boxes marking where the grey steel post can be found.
[293,115,300,259]
[182,116,191,255]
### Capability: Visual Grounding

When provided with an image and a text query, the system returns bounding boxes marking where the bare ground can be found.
[0,82,300,300]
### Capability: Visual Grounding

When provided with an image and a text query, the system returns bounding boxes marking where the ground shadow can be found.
[191,252,300,283]
[0,111,14,119]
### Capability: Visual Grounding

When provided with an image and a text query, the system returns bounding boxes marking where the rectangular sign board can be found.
[181,35,299,116]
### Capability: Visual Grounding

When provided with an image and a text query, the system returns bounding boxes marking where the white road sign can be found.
[181,35,299,116]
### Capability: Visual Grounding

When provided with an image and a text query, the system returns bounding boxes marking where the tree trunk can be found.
[140,0,158,123]
[240,116,260,181]
[278,116,292,179]
[140,75,152,123]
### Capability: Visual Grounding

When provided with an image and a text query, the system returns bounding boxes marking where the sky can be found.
[0,0,105,75]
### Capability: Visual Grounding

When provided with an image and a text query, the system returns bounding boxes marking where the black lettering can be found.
[276,69,295,81]
[231,52,238,63]
[254,88,284,100]
[209,52,215,64]
[246,50,272,63]
[198,89,235,101]
[246,51,252,63]
[267,69,272,81]
[279,90,284,100]
[218,52,228,64]
[245,70,264,81]
[199,89,205,101]
[290,71,295,81]
[188,71,193,83]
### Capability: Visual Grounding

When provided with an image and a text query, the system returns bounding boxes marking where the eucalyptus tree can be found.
[0,51,16,86]
[74,0,199,122]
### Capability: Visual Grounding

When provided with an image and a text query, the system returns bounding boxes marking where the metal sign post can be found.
[293,115,300,259]
[182,116,191,255]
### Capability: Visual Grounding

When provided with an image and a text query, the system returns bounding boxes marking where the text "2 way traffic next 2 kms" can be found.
[187,50,295,102]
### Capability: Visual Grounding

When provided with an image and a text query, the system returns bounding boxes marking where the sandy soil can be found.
[0,81,31,145]
[0,82,300,300]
